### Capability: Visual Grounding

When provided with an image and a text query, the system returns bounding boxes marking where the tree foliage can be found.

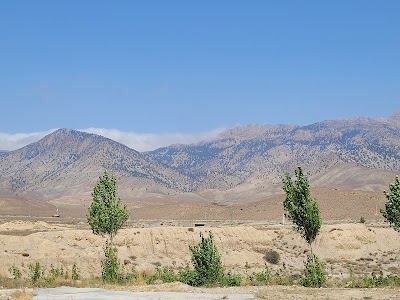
[381,176,400,231]
[189,231,223,286]
[282,167,321,246]
[301,254,326,287]
[87,171,129,244]
[101,241,123,283]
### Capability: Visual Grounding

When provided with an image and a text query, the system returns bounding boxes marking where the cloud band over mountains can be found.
[0,128,224,152]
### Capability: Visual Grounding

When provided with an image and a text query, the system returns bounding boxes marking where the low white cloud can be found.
[81,128,225,152]
[0,128,225,152]
[0,129,58,151]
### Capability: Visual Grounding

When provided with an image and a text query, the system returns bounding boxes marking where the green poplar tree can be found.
[381,176,400,231]
[88,170,129,246]
[282,167,325,287]
[87,170,129,282]
[282,167,321,248]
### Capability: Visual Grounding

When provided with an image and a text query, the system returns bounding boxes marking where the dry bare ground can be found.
[0,220,400,299]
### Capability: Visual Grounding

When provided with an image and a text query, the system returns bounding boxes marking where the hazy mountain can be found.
[0,112,399,204]
[149,114,400,192]
[0,151,8,157]
[0,129,191,200]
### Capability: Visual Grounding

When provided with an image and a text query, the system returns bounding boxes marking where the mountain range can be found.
[1,112,400,208]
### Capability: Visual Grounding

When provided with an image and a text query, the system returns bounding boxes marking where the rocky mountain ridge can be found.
[0,129,191,200]
[148,114,400,191]
[0,112,399,202]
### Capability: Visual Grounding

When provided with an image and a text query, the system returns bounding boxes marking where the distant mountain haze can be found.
[0,112,399,203]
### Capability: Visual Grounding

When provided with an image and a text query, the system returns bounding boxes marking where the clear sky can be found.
[1,1,399,151]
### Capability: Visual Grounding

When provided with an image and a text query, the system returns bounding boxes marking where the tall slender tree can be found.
[282,166,321,249]
[381,176,400,231]
[282,167,325,287]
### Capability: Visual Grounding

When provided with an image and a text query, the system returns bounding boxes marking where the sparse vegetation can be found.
[9,290,34,300]
[143,266,178,284]
[72,262,79,281]
[9,265,22,280]
[28,262,41,284]
[247,267,271,285]
[347,273,400,288]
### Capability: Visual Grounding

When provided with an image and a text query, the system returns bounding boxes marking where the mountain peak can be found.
[389,111,400,121]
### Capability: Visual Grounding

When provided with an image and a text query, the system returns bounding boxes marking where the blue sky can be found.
[1,1,399,151]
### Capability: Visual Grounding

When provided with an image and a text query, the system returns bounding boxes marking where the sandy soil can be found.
[0,220,399,280]
[0,220,400,299]
[0,187,388,224]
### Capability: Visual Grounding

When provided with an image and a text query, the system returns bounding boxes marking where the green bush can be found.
[189,231,223,286]
[178,265,198,286]
[143,267,178,284]
[29,262,42,284]
[347,273,400,288]
[45,264,65,283]
[220,272,242,287]
[72,262,79,281]
[9,265,22,280]
[301,254,326,287]
[101,242,123,283]
[247,267,271,285]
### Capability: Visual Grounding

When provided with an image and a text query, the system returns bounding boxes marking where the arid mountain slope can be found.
[0,113,399,206]
[149,114,400,191]
[0,129,191,200]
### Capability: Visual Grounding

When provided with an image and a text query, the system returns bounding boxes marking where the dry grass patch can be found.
[9,290,33,300]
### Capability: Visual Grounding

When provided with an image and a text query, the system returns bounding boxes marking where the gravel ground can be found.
[34,287,254,300]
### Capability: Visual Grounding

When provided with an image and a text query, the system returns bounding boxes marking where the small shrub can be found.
[359,216,366,224]
[189,231,223,286]
[178,265,198,286]
[124,268,139,282]
[271,273,295,286]
[9,265,22,280]
[72,262,79,281]
[264,250,280,265]
[220,272,242,287]
[101,242,123,283]
[347,273,400,288]
[144,267,178,284]
[45,264,64,283]
[301,254,326,287]
[28,262,42,284]
[247,267,271,285]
